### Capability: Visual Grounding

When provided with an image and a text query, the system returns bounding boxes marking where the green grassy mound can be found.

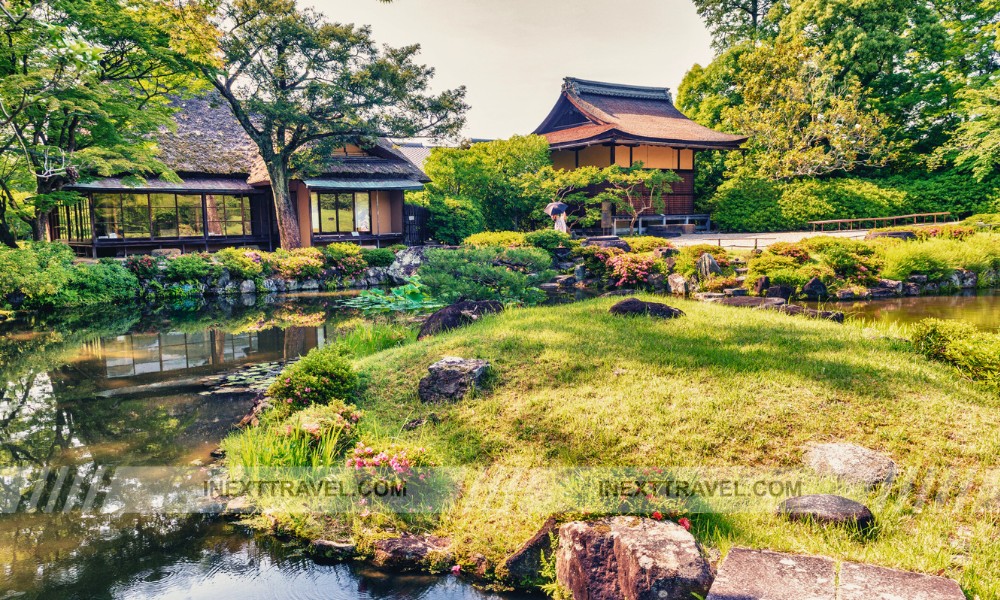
[237,297,1000,596]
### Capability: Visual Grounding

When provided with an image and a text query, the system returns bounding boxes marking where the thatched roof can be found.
[534,77,747,151]
[247,138,428,186]
[156,95,258,175]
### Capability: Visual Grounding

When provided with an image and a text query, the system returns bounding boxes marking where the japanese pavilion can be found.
[533,77,746,233]
[51,95,426,257]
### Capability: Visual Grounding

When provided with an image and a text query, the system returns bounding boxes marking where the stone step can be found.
[706,548,965,600]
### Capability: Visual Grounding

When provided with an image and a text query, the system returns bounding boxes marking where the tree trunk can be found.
[267,163,302,249]
[33,211,50,242]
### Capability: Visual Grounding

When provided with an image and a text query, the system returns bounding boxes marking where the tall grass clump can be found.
[268,345,358,409]
[912,318,1000,390]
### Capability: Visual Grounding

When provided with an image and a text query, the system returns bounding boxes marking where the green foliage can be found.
[341,277,444,314]
[266,248,326,280]
[880,243,953,281]
[63,259,139,305]
[708,178,786,232]
[422,136,552,231]
[605,253,666,287]
[164,254,216,283]
[594,165,683,234]
[622,236,676,254]
[814,240,882,285]
[282,401,363,449]
[690,0,777,51]
[267,345,358,409]
[418,247,554,305]
[523,229,575,256]
[319,244,367,279]
[767,242,810,263]
[463,231,527,248]
[516,164,607,229]
[912,319,1000,391]
[427,196,486,245]
[0,242,75,308]
[215,248,265,280]
[334,321,416,356]
[777,179,910,230]
[360,248,396,268]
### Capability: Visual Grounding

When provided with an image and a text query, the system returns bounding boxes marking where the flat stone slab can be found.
[777,494,875,530]
[805,443,897,489]
[839,562,965,600]
[706,548,836,600]
[711,296,786,308]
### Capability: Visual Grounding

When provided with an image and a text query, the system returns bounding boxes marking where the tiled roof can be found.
[535,77,747,150]
[396,145,433,170]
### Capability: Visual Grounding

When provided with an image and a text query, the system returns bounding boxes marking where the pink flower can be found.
[450,565,461,576]
[678,517,692,531]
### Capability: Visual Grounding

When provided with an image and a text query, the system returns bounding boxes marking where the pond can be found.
[0,295,533,600]
[804,289,1000,330]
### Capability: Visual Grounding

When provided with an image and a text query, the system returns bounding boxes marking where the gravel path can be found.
[670,229,868,250]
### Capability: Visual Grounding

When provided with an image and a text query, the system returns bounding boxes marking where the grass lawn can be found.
[233,295,1000,597]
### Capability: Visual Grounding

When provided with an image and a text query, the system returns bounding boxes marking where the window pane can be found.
[177,195,203,236]
[310,193,320,234]
[224,220,244,236]
[79,201,92,240]
[93,193,121,238]
[337,193,354,233]
[354,192,370,232]
[122,194,150,238]
[319,194,337,233]
[205,194,224,236]
[150,194,178,238]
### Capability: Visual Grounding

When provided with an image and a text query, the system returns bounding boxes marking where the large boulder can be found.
[556,517,713,600]
[838,562,965,600]
[372,534,452,571]
[711,296,786,308]
[765,284,794,300]
[582,236,632,252]
[805,443,897,489]
[777,494,875,530]
[950,268,978,289]
[753,275,770,296]
[696,253,722,279]
[609,298,685,319]
[877,278,903,294]
[387,246,428,284]
[801,277,828,300]
[418,356,490,403]
[767,304,844,323]
[417,300,504,340]
[500,515,560,586]
[667,273,688,296]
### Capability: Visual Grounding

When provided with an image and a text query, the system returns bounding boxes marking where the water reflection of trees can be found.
[0,296,368,598]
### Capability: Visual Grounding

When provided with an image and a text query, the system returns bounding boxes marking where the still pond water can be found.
[1,290,997,599]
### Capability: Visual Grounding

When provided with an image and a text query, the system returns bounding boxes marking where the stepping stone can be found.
[839,562,965,600]
[706,548,836,600]
[777,494,875,530]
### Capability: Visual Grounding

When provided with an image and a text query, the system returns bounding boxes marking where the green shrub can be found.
[707,178,785,232]
[882,172,1000,217]
[912,318,1000,390]
[621,236,676,254]
[0,242,75,308]
[604,252,665,287]
[675,244,730,277]
[281,401,363,448]
[463,231,527,248]
[427,196,486,245]
[815,241,882,285]
[701,275,742,292]
[418,246,553,304]
[164,253,216,282]
[777,179,910,230]
[962,213,1000,228]
[880,243,953,281]
[767,242,810,263]
[360,248,396,268]
[266,247,327,280]
[267,345,358,409]
[747,253,799,281]
[524,229,576,256]
[123,254,163,280]
[215,247,265,280]
[63,260,139,305]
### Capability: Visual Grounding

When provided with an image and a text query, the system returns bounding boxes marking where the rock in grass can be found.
[668,273,688,296]
[696,253,722,279]
[706,547,836,600]
[805,443,897,489]
[372,534,452,571]
[777,494,875,530]
[801,277,828,300]
[500,514,560,586]
[753,275,770,295]
[417,300,504,340]
[609,298,685,319]
[309,539,356,561]
[556,516,713,600]
[838,562,965,600]
[767,303,845,323]
[712,296,786,308]
[418,357,490,403]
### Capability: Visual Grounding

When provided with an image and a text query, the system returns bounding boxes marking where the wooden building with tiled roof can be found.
[534,78,746,231]
[51,94,427,256]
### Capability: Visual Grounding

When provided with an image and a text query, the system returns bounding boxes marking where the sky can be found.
[306,0,716,140]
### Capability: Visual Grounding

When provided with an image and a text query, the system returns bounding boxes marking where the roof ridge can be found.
[564,77,673,103]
